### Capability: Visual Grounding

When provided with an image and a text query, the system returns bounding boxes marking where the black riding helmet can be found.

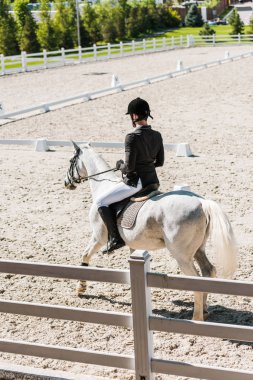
[126,97,153,121]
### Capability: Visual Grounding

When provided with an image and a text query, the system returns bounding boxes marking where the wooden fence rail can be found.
[0,251,252,379]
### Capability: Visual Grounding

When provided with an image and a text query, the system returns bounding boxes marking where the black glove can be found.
[116,159,124,170]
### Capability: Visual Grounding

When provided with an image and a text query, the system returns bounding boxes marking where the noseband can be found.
[67,151,117,185]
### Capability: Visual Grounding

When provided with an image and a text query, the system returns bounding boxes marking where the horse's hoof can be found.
[76,282,87,296]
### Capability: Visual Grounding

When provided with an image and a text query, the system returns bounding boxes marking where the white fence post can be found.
[186,35,190,48]
[93,44,97,60]
[43,49,47,69]
[153,38,156,51]
[78,45,82,63]
[120,41,123,57]
[162,37,166,49]
[238,33,241,45]
[0,54,5,75]
[132,40,135,53]
[171,36,175,49]
[143,38,146,52]
[180,35,183,48]
[61,47,65,65]
[212,33,216,47]
[21,51,27,72]
[129,250,154,380]
[107,43,111,58]
[0,102,4,115]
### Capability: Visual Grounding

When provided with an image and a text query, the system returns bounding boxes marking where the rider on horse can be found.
[95,97,165,253]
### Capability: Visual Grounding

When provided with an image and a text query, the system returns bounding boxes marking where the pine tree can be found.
[199,22,216,36]
[185,4,204,27]
[228,9,244,35]
[13,0,39,53]
[37,0,56,50]
[0,0,18,55]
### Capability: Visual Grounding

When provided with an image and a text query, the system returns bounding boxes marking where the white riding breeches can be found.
[95,179,142,208]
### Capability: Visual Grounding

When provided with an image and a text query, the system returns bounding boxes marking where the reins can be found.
[80,168,118,182]
[67,149,119,185]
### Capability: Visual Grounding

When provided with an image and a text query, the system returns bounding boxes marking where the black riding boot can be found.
[98,206,125,253]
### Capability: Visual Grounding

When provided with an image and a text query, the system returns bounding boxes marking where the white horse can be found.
[64,142,237,321]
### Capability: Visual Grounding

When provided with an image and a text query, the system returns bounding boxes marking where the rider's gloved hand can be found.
[116,159,124,170]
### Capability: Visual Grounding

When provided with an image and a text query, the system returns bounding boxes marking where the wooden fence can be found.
[1,34,253,76]
[0,251,252,379]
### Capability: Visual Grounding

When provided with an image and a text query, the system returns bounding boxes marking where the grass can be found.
[1,26,252,72]
[161,25,252,38]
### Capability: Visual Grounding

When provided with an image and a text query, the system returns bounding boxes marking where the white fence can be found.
[1,49,252,125]
[0,139,193,157]
[1,34,253,76]
[0,251,252,379]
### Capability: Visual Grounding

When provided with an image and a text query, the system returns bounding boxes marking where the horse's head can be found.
[64,141,88,190]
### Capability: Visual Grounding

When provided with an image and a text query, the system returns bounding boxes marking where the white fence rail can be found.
[0,139,193,157]
[1,34,253,76]
[0,251,252,379]
[1,49,252,126]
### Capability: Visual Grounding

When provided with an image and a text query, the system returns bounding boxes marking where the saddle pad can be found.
[118,200,146,229]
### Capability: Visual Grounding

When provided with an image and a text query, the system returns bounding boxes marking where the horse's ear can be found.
[71,140,80,152]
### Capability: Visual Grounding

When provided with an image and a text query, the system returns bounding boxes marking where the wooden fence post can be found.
[21,51,27,72]
[129,250,154,380]
[0,54,5,76]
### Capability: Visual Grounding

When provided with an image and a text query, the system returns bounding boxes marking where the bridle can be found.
[66,150,117,185]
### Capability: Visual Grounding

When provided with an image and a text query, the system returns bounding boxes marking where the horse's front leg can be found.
[76,236,103,296]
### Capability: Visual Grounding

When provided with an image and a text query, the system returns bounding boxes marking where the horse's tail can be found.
[201,199,237,279]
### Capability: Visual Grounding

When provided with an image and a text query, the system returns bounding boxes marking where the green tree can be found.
[199,22,216,36]
[157,5,181,29]
[53,0,74,48]
[228,9,244,35]
[13,0,39,52]
[37,0,56,50]
[82,0,101,44]
[96,1,118,43]
[126,3,142,38]
[185,4,204,27]
[0,0,19,55]
[248,16,253,34]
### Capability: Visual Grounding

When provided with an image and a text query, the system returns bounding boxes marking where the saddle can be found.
[110,183,161,229]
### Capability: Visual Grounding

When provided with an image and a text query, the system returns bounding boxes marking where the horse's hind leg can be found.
[76,235,103,296]
[175,257,205,321]
[195,248,217,319]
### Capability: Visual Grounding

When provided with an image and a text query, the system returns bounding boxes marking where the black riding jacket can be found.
[119,125,164,187]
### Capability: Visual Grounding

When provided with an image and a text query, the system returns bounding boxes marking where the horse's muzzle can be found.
[64,180,77,190]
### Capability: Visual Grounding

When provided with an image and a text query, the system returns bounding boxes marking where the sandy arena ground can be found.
[0,45,252,379]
